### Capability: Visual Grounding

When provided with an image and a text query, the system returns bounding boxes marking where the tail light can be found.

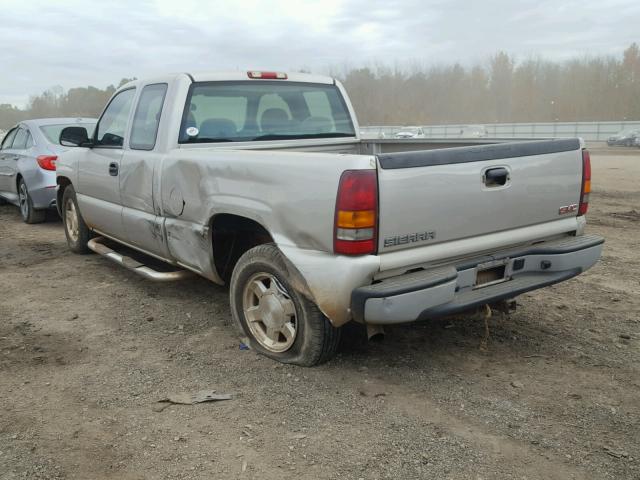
[578,149,591,216]
[334,170,378,255]
[36,155,57,171]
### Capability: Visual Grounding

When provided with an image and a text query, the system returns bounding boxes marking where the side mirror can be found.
[60,126,91,147]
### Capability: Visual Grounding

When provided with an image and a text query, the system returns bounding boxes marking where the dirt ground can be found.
[1,148,639,480]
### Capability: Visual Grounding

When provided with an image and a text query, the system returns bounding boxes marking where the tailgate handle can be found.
[483,167,509,187]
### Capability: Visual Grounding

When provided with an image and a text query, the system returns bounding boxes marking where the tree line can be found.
[0,79,135,130]
[340,43,640,125]
[1,43,639,130]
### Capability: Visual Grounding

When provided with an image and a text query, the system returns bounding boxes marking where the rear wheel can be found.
[18,178,46,224]
[230,244,341,366]
[62,186,91,254]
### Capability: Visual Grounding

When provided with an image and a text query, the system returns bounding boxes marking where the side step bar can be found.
[87,237,193,282]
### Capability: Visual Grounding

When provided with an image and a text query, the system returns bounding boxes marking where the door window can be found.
[95,88,136,147]
[12,128,28,150]
[1,128,18,150]
[130,83,168,150]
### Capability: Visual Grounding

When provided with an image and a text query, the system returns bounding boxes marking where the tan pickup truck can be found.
[55,71,603,365]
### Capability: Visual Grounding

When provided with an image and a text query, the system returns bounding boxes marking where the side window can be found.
[12,128,28,150]
[1,128,17,150]
[130,83,168,151]
[25,131,34,149]
[95,88,136,147]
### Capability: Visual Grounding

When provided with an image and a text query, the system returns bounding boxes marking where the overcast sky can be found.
[1,0,638,107]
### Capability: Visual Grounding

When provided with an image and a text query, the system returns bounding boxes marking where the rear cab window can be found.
[179,81,355,143]
[130,83,168,150]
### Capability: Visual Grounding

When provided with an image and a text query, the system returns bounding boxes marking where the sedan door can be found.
[8,127,31,209]
[76,88,136,240]
[0,128,18,197]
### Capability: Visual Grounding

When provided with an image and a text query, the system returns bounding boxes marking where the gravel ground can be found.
[0,149,639,479]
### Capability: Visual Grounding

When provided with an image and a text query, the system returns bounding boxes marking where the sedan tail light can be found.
[36,155,57,171]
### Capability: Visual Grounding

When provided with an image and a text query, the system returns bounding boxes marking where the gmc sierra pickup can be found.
[55,71,603,366]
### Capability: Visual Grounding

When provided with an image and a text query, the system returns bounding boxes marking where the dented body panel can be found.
[56,72,602,328]
[159,147,374,280]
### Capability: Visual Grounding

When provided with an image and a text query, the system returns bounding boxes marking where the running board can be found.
[87,236,193,282]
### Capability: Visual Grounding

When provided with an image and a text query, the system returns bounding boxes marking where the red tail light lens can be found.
[36,155,57,171]
[334,170,378,255]
[578,150,591,216]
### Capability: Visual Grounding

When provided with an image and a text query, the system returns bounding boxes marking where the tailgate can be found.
[376,139,584,253]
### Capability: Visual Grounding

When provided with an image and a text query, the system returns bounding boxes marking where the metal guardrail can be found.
[361,121,640,141]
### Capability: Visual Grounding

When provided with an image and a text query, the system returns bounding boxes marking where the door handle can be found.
[483,167,509,187]
[109,162,119,176]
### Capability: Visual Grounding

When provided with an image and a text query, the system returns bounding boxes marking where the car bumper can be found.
[351,234,604,325]
[29,185,58,210]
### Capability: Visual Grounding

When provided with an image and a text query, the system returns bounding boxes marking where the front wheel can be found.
[61,185,92,254]
[229,244,341,366]
[18,178,46,224]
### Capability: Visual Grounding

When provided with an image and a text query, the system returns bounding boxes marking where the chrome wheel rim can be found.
[242,273,297,353]
[64,198,79,242]
[18,182,28,219]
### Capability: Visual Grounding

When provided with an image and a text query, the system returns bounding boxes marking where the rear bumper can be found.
[351,234,604,325]
[28,185,57,210]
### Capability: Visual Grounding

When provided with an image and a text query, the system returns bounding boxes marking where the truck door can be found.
[120,83,170,258]
[77,88,136,240]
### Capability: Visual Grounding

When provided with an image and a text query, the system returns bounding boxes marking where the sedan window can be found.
[12,128,28,150]
[1,128,17,150]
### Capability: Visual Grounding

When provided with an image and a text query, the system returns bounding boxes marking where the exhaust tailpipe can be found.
[366,324,385,341]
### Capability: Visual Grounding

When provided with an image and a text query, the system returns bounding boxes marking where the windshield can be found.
[40,123,96,144]
[179,81,356,143]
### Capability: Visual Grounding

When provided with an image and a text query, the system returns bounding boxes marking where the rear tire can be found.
[18,178,46,224]
[61,185,91,254]
[230,244,341,366]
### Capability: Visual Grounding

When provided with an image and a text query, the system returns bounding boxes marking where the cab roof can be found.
[189,71,335,85]
[120,71,336,90]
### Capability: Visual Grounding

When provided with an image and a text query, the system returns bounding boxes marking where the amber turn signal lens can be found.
[336,209,376,229]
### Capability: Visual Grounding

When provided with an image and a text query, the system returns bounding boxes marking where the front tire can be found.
[230,244,341,366]
[18,178,46,224]
[61,185,91,254]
